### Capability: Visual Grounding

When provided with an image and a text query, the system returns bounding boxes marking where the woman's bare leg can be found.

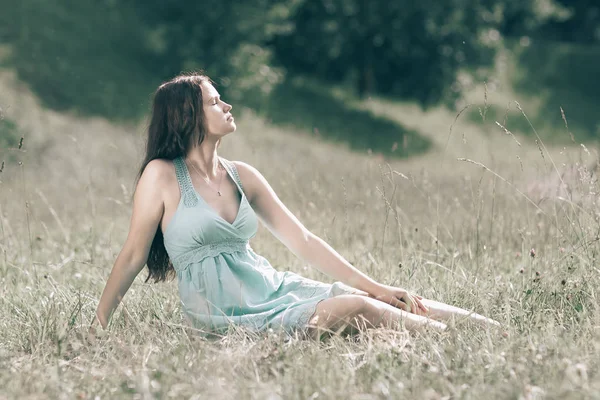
[347,288,500,328]
[418,298,501,328]
[347,288,500,329]
[306,294,447,340]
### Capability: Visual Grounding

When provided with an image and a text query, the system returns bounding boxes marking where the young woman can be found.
[92,73,499,340]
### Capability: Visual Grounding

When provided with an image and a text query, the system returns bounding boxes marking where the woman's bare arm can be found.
[234,161,380,294]
[93,160,168,329]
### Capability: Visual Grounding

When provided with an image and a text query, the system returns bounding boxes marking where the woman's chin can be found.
[216,123,236,136]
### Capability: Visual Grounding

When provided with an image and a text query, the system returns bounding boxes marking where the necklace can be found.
[186,158,224,196]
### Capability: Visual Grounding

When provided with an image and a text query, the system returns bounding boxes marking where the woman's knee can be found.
[308,294,369,330]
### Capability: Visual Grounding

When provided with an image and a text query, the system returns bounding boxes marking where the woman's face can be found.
[201,81,236,135]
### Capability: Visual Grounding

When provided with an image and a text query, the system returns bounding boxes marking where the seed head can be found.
[530,248,536,258]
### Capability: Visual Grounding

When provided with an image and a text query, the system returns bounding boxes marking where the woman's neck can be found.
[185,141,221,178]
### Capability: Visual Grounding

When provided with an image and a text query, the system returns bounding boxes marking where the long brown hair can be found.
[136,72,214,283]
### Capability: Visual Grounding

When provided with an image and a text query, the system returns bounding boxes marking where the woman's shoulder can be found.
[144,158,174,178]
[136,158,180,204]
[226,160,258,198]
[229,160,258,183]
[229,159,255,175]
[140,158,177,189]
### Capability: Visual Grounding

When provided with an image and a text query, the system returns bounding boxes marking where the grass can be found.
[465,39,600,143]
[244,76,432,159]
[0,66,599,399]
[0,0,161,120]
[0,116,21,163]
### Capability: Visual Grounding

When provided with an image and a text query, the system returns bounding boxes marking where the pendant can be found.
[218,191,222,196]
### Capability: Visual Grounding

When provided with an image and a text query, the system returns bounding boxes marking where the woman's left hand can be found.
[367,283,429,315]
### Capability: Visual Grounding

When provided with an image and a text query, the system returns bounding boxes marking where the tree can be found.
[269,0,504,106]
[127,0,296,102]
[538,0,600,43]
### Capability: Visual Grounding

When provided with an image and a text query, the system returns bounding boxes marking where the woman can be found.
[92,73,499,341]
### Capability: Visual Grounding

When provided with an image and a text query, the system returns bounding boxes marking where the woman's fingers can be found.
[398,292,428,315]
[375,287,429,315]
[401,293,417,314]
[387,295,411,312]
[400,294,415,314]
[414,296,428,313]
[410,296,418,314]
[395,297,412,313]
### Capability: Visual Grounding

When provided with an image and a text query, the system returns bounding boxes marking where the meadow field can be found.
[0,65,599,399]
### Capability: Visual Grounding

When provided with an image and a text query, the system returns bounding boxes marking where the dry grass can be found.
[0,67,599,399]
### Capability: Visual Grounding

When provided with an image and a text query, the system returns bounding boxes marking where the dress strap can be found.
[173,156,199,208]
[219,157,245,194]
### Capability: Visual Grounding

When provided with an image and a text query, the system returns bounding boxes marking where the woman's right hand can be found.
[367,283,428,315]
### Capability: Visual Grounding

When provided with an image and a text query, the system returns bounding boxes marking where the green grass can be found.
[0,67,599,398]
[0,117,21,163]
[245,76,432,158]
[0,0,162,120]
[466,39,600,142]
[513,39,600,140]
[466,102,543,140]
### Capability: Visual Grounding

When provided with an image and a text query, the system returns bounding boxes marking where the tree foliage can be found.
[538,0,600,43]
[127,0,294,102]
[0,0,157,119]
[270,0,504,106]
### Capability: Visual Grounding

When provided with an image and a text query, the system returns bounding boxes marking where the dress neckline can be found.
[181,156,247,228]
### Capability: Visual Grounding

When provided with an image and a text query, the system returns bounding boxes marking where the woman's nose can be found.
[224,102,232,112]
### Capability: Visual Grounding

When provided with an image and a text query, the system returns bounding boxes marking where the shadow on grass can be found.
[467,40,600,142]
[513,40,600,141]
[466,91,598,144]
[247,77,431,158]
[465,39,600,144]
[466,103,535,139]
[0,118,21,163]
[0,0,161,121]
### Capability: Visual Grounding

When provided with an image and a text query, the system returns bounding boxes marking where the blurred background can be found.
[0,0,598,158]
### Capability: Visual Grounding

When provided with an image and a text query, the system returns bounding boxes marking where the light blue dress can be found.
[163,156,361,336]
